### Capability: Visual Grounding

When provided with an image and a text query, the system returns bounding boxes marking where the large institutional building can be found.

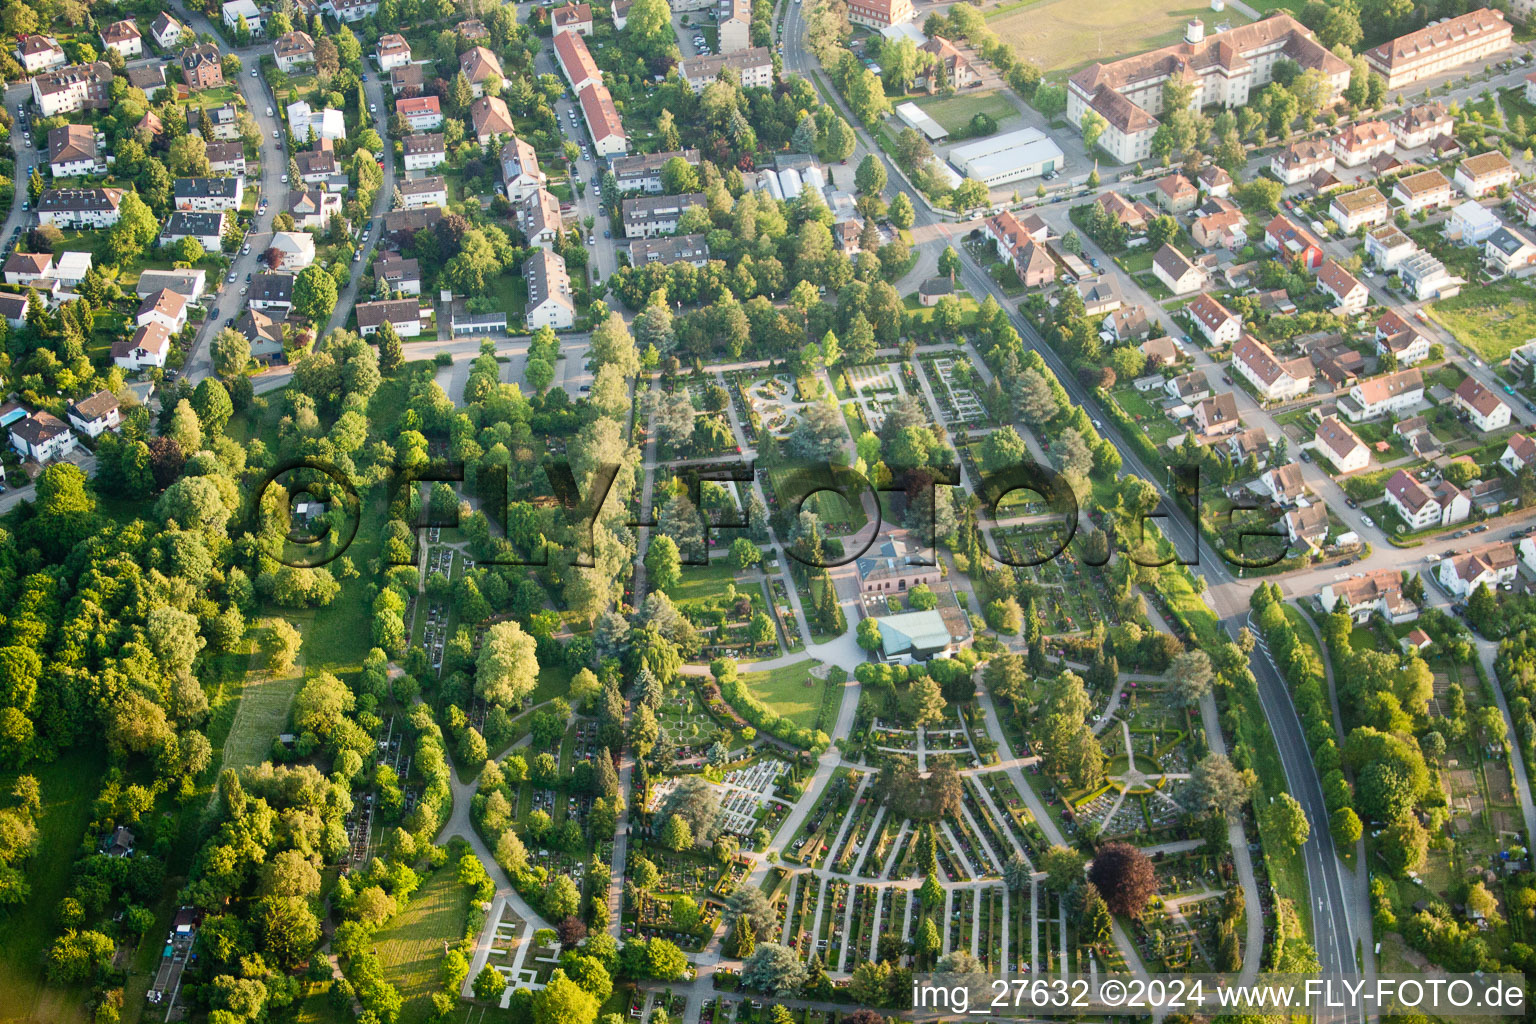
[1067,14,1349,164]
[1363,9,1512,90]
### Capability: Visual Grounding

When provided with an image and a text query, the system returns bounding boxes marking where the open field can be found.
[912,90,1019,135]
[740,660,827,729]
[0,754,105,1024]
[1428,280,1536,363]
[987,0,1252,74]
[376,867,472,1024]
[212,633,306,783]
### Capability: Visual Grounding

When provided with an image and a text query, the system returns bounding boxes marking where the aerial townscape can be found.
[14,0,1536,1021]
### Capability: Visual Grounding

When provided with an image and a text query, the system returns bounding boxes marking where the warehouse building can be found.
[948,127,1064,186]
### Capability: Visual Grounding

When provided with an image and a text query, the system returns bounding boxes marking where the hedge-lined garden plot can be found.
[990,524,1124,634]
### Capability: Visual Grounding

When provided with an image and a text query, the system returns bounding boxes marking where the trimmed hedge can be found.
[719,674,830,752]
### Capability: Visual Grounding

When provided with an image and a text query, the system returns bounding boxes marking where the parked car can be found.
[1360,514,1375,528]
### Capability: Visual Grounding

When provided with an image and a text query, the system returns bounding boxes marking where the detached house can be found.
[31,62,112,116]
[525,249,575,330]
[1317,260,1369,314]
[1392,102,1453,148]
[500,137,546,201]
[1151,244,1204,295]
[1455,150,1516,198]
[1365,224,1416,271]
[397,96,444,132]
[173,176,243,211]
[1330,120,1396,167]
[1186,293,1241,348]
[1500,433,1536,474]
[552,3,594,35]
[1191,208,1247,250]
[1194,392,1240,436]
[1284,502,1330,550]
[470,95,515,147]
[4,252,52,286]
[151,13,184,50]
[272,31,316,72]
[1271,139,1335,185]
[1329,186,1389,234]
[287,188,343,231]
[1265,214,1325,270]
[1313,414,1369,473]
[8,411,74,462]
[377,34,411,70]
[67,390,120,438]
[458,46,503,98]
[1453,377,1513,431]
[1319,570,1419,623]
[99,20,143,59]
[1261,464,1306,505]
[520,188,565,247]
[14,35,65,74]
[1154,173,1198,213]
[181,43,224,91]
[1374,311,1432,366]
[112,322,172,371]
[1393,169,1454,215]
[1485,226,1536,277]
[1439,541,1519,597]
[402,133,447,171]
[47,124,103,178]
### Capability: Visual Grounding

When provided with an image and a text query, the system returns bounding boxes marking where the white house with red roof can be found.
[1186,293,1241,347]
[1453,377,1512,432]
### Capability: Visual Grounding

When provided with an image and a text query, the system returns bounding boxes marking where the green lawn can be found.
[988,0,1253,74]
[209,632,305,791]
[739,660,828,729]
[0,754,106,1024]
[375,867,473,1024]
[911,91,1019,136]
[1428,279,1536,363]
[666,561,742,605]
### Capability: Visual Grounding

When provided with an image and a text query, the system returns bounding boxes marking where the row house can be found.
[578,83,628,156]
[677,47,774,90]
[1385,469,1470,530]
[356,298,424,338]
[554,29,601,93]
[399,176,448,210]
[1342,367,1423,422]
[1232,333,1312,402]
[983,209,1049,265]
[621,193,706,238]
[719,0,751,51]
[1365,8,1512,90]
[629,234,711,268]
[611,149,700,194]
[32,62,112,117]
[38,187,122,228]
[161,211,227,251]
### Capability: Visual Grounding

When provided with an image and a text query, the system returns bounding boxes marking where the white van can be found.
[266,106,273,116]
